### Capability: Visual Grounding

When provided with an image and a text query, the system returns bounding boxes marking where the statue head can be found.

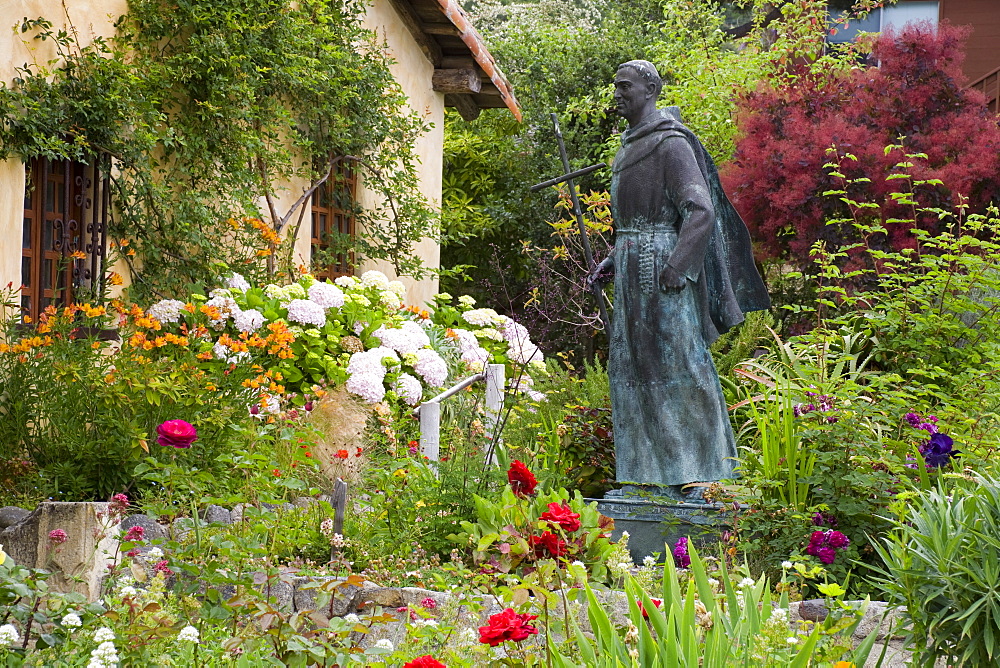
[614,60,662,127]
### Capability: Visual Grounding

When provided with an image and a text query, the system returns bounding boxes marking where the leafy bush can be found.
[874,475,1000,667]
[725,22,1000,263]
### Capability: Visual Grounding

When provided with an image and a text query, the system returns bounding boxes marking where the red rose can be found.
[156,420,198,448]
[539,501,581,532]
[402,657,446,668]
[637,598,663,619]
[478,608,539,646]
[507,460,537,497]
[529,531,568,559]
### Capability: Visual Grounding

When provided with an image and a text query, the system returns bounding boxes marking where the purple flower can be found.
[905,412,922,427]
[920,432,959,468]
[812,512,838,527]
[48,529,68,544]
[672,536,691,568]
[827,531,850,549]
[815,546,837,564]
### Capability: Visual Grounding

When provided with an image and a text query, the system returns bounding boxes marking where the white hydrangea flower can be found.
[334,275,358,289]
[499,317,531,345]
[93,627,115,643]
[146,547,164,560]
[413,348,448,387]
[147,299,186,324]
[393,373,423,406]
[343,613,361,624]
[379,290,402,309]
[345,373,386,404]
[373,322,430,354]
[265,283,307,303]
[0,623,20,645]
[360,270,390,290]
[308,282,346,309]
[387,280,407,298]
[462,308,501,326]
[508,339,544,364]
[233,308,265,333]
[374,639,394,651]
[61,612,82,629]
[527,390,546,402]
[346,293,371,307]
[226,272,251,292]
[285,299,327,327]
[177,625,200,644]
[458,295,476,307]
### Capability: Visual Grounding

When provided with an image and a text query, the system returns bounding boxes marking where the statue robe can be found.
[609,108,769,488]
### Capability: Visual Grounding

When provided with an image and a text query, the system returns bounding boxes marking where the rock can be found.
[797,599,829,622]
[293,576,363,620]
[0,502,119,600]
[120,514,168,543]
[293,497,318,509]
[230,504,246,523]
[201,505,232,525]
[401,587,449,612]
[252,572,295,613]
[171,517,195,541]
[0,506,29,529]
[356,585,403,610]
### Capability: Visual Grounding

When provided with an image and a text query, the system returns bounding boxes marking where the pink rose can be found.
[156,420,198,448]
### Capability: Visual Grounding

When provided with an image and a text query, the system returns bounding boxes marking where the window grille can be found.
[310,163,357,281]
[21,155,110,321]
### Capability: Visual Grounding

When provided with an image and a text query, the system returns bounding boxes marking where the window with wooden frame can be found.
[310,163,357,281]
[21,156,110,322]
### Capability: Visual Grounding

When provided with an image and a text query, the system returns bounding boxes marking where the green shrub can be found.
[874,475,1000,667]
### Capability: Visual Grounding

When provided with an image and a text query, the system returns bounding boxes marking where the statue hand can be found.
[659,265,686,291]
[587,257,614,290]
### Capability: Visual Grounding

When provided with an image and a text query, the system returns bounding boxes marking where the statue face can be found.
[613,68,653,123]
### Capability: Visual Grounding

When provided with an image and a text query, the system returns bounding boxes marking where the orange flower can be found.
[335,449,349,459]
[108,272,124,286]
[91,342,101,350]
[70,250,86,260]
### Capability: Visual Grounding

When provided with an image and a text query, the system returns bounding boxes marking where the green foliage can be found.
[450,483,617,583]
[873,475,1000,667]
[0,0,435,298]
[547,544,880,667]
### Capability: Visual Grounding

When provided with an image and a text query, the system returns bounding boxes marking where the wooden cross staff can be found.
[531,113,612,334]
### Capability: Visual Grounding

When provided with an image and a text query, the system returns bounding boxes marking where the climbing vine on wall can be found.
[0,0,436,302]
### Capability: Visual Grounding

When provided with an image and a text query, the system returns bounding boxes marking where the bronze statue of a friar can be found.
[590,60,770,500]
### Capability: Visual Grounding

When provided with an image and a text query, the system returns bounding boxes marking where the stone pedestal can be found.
[590,496,735,563]
[0,502,119,600]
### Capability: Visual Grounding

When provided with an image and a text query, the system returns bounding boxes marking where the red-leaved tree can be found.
[723,22,1000,263]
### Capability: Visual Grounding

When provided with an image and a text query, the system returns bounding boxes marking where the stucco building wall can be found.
[0,0,442,308]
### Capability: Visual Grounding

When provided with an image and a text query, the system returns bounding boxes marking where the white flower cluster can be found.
[360,270,390,290]
[500,316,544,364]
[88,640,119,668]
[94,628,115,643]
[462,308,503,327]
[147,299,186,324]
[387,280,407,298]
[206,291,240,330]
[226,272,251,292]
[61,612,82,629]
[233,308,265,333]
[177,625,200,644]
[334,275,358,289]
[285,299,327,328]
[308,281,345,309]
[345,347,398,403]
[393,373,423,406]
[213,342,249,365]
[146,547,164,560]
[343,613,361,624]
[413,348,448,388]
[0,623,19,645]
[373,639,394,651]
[452,328,491,369]
[373,321,430,354]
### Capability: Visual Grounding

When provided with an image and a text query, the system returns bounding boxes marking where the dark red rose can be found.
[539,501,581,532]
[478,608,539,646]
[637,598,663,619]
[529,531,568,559]
[507,460,537,497]
[402,657,447,668]
[156,420,198,448]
